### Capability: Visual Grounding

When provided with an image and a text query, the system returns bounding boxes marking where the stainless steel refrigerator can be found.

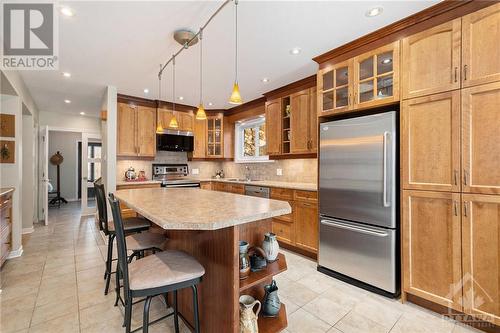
[318,111,398,296]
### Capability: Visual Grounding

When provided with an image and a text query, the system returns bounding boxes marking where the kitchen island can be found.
[115,187,292,333]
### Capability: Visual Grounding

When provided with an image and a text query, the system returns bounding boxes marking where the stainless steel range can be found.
[152,164,200,188]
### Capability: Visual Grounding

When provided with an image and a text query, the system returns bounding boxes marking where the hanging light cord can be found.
[172,55,176,112]
[158,64,162,100]
[235,0,238,84]
[199,28,203,105]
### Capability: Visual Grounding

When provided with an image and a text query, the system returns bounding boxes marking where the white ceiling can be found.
[19,1,438,117]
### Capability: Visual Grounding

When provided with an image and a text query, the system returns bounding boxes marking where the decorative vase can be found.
[262,232,279,262]
[239,241,250,280]
[248,246,267,272]
[239,295,261,333]
[262,280,281,317]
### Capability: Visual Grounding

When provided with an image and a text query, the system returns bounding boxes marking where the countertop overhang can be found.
[114,187,292,230]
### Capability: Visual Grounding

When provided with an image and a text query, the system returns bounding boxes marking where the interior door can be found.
[39,126,49,225]
[81,132,102,216]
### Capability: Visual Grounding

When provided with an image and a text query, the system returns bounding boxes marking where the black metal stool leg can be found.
[192,285,200,333]
[173,290,179,333]
[114,265,121,306]
[104,234,115,295]
[125,293,132,333]
[143,296,153,333]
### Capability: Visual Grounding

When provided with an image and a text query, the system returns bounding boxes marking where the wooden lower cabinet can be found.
[0,189,13,267]
[272,218,294,245]
[294,201,319,253]
[402,190,463,311]
[116,183,161,218]
[213,182,245,195]
[200,181,212,190]
[462,194,500,326]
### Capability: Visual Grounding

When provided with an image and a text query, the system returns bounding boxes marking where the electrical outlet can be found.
[192,168,199,175]
[276,168,283,176]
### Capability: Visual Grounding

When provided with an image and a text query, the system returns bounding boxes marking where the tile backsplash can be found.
[117,151,317,184]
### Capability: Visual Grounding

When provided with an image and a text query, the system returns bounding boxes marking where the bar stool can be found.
[94,181,165,295]
[108,193,205,333]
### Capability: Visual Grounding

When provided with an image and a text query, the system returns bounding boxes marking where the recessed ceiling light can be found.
[60,7,75,17]
[261,78,270,83]
[62,72,71,78]
[208,102,213,106]
[178,96,184,101]
[381,58,392,64]
[366,6,383,17]
[64,99,71,104]
[80,112,85,115]
[289,48,301,55]
[143,89,149,94]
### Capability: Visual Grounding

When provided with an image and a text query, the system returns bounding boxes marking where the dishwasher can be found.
[244,185,270,198]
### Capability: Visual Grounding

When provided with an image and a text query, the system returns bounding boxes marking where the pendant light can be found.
[169,56,179,128]
[228,0,243,105]
[156,64,165,133]
[196,28,207,120]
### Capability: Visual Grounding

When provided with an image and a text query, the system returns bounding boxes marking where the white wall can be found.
[22,115,36,231]
[48,131,82,201]
[0,94,23,256]
[39,111,101,133]
[101,86,117,196]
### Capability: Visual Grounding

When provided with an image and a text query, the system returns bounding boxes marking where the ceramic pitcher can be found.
[239,241,250,280]
[239,295,261,333]
[262,232,279,262]
[262,280,281,317]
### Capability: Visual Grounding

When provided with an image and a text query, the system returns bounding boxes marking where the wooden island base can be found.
[164,218,288,333]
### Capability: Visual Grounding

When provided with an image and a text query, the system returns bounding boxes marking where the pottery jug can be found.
[239,295,261,333]
[262,232,279,262]
[239,241,250,280]
[262,280,281,317]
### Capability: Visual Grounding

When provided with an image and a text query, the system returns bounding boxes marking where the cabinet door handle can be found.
[464,201,468,217]
[454,67,458,83]
[464,65,468,81]
[348,93,351,107]
[454,170,458,186]
[454,201,458,216]
[464,169,468,186]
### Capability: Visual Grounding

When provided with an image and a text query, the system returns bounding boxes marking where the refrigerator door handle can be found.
[321,219,389,237]
[383,131,391,207]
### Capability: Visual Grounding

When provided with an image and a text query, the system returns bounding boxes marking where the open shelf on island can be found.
[239,253,287,292]
[259,304,287,333]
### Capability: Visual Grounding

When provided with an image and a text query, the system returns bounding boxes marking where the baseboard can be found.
[22,227,34,234]
[7,246,23,259]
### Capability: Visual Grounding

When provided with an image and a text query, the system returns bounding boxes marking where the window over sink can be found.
[235,117,269,163]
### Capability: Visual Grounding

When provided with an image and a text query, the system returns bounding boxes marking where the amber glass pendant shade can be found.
[229,83,243,105]
[196,103,207,120]
[169,116,179,128]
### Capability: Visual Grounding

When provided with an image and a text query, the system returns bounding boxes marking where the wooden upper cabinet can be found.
[206,116,223,157]
[402,190,463,311]
[402,91,460,192]
[309,87,318,152]
[353,41,400,109]
[462,3,500,88]
[265,99,282,155]
[290,89,311,154]
[158,109,193,132]
[178,112,194,132]
[294,200,318,253]
[193,118,207,158]
[318,60,353,117]
[136,106,156,157]
[402,19,461,99]
[462,82,500,194]
[117,103,138,157]
[461,194,500,326]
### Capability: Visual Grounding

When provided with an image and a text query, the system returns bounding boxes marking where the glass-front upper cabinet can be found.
[207,115,223,157]
[318,60,353,116]
[353,41,400,109]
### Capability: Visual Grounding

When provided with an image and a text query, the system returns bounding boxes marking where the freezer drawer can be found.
[318,217,396,293]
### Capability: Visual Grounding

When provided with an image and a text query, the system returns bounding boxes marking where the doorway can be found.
[77,139,102,212]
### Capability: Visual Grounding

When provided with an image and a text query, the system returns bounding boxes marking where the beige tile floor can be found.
[0,202,484,333]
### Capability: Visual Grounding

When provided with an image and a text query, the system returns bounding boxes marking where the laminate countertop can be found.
[201,179,318,191]
[114,187,291,230]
